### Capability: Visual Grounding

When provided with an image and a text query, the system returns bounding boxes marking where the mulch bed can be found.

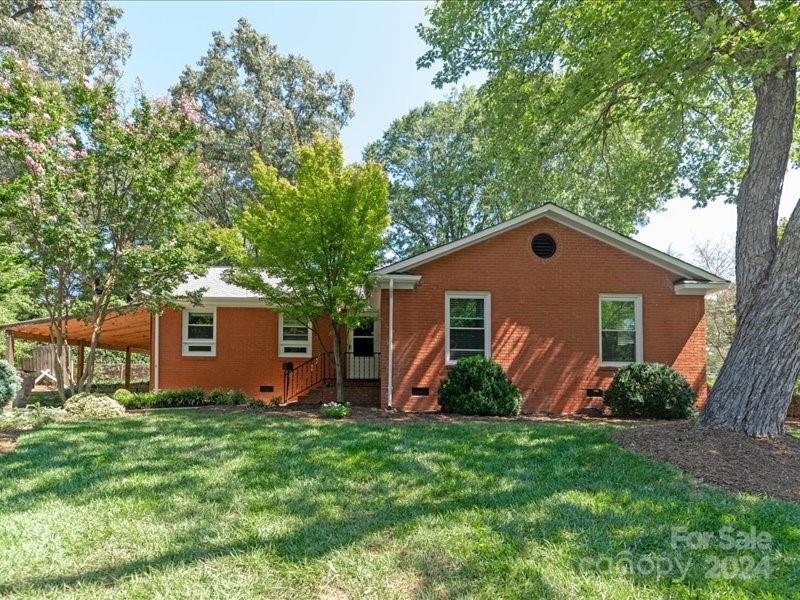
[614,421,800,502]
[190,404,643,425]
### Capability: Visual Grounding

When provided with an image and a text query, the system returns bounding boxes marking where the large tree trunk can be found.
[700,68,798,437]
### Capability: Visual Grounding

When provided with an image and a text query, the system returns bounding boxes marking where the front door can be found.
[347,318,378,379]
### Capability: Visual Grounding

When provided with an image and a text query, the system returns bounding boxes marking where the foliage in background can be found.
[419,0,800,437]
[0,0,130,80]
[438,355,521,416]
[604,363,696,420]
[365,88,503,259]
[0,358,21,405]
[0,56,211,400]
[172,18,354,226]
[218,135,389,404]
[690,239,736,383]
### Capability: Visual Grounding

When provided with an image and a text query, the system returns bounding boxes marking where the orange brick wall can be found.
[379,217,708,413]
[152,306,335,401]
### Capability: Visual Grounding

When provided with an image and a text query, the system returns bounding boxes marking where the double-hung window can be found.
[182,307,216,356]
[279,314,312,357]
[599,294,643,366]
[445,292,491,364]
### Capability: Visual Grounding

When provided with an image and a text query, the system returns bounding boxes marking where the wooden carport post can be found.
[5,331,14,366]
[124,346,131,390]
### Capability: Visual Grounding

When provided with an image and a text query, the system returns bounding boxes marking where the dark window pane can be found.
[601,331,636,363]
[187,345,212,352]
[353,319,374,337]
[451,349,484,360]
[353,336,374,357]
[282,346,308,354]
[188,325,213,339]
[188,313,213,325]
[450,328,485,350]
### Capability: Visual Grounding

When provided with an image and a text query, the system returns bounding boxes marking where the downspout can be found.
[387,277,394,410]
[153,311,160,392]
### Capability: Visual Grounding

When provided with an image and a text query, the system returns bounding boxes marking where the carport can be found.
[1,306,151,388]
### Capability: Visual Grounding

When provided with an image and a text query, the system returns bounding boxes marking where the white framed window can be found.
[599,294,643,367]
[182,307,216,357]
[445,291,491,365]
[279,314,312,357]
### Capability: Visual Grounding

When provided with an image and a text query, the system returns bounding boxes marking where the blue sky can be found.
[114,0,798,260]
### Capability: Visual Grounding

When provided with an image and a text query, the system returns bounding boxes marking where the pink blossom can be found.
[29,95,42,107]
[24,155,44,177]
[0,80,10,92]
[74,189,85,199]
[77,148,88,157]
[25,138,46,153]
[177,95,202,125]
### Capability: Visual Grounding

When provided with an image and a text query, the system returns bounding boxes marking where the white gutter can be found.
[673,281,731,295]
[387,277,394,410]
[153,311,160,392]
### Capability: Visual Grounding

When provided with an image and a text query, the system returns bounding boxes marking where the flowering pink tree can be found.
[0,57,211,399]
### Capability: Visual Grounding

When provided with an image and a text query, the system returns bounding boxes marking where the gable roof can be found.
[376,203,729,285]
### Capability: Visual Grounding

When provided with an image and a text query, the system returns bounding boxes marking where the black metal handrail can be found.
[283,352,333,401]
[283,352,381,400]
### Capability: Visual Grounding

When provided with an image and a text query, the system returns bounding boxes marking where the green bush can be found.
[207,389,248,405]
[118,387,252,409]
[320,402,351,419]
[0,359,22,406]
[113,388,135,403]
[604,362,695,419]
[64,393,126,419]
[438,356,521,416]
[0,405,69,432]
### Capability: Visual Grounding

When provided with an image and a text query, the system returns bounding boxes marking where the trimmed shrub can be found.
[64,393,126,419]
[603,362,695,419]
[0,359,22,406]
[438,356,522,416]
[320,401,351,419]
[207,389,248,405]
[113,388,135,403]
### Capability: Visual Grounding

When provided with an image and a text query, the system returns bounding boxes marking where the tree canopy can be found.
[0,0,130,79]
[0,56,211,396]
[418,1,799,210]
[219,135,389,403]
[365,88,502,258]
[173,18,355,226]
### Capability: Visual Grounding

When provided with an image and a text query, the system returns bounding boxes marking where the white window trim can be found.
[278,313,312,358]
[182,306,217,357]
[599,294,643,367]
[445,291,491,365]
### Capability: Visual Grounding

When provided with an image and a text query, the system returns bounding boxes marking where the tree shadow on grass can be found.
[0,412,798,597]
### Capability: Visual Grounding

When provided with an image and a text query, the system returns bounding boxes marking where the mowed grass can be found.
[0,411,798,599]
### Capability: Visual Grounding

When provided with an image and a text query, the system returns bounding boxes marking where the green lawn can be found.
[0,411,798,599]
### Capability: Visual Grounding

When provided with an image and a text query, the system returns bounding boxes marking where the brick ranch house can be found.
[2,204,728,413]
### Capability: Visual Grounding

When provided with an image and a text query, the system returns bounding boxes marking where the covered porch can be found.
[1,306,151,389]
